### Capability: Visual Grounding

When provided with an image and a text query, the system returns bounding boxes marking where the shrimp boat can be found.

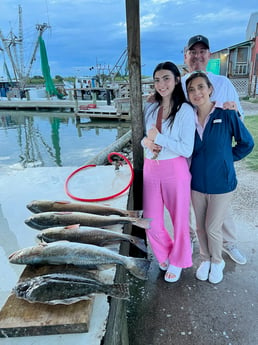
[0,6,154,119]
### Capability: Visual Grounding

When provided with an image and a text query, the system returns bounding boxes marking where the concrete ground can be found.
[126,103,258,345]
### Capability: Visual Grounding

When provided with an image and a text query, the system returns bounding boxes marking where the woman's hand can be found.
[147,125,159,141]
[223,101,238,111]
[143,136,162,155]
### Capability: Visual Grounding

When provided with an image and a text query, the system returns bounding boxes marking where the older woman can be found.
[186,71,254,284]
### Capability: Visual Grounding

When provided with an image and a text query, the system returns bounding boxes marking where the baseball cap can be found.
[187,35,210,50]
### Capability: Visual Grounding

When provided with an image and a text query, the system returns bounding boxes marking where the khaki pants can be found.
[190,202,237,246]
[191,190,234,263]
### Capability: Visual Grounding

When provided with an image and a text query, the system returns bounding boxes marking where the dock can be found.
[0,98,132,121]
[75,98,131,123]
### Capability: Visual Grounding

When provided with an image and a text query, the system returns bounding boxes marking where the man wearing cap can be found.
[182,35,244,118]
[182,34,246,265]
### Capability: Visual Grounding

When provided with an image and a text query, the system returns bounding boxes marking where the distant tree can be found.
[55,75,64,82]
[33,75,44,80]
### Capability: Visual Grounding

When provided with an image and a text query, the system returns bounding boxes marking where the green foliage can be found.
[55,75,64,82]
[244,116,258,171]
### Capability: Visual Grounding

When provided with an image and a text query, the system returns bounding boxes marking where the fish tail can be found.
[127,257,150,280]
[107,283,130,300]
[126,210,143,218]
[130,236,148,253]
[133,217,152,229]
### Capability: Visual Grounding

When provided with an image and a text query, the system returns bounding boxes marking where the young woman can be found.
[186,72,254,284]
[141,61,195,282]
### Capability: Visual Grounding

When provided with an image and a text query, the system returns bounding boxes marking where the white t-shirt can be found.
[181,71,244,118]
[141,102,196,160]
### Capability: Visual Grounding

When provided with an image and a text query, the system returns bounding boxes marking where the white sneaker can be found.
[209,260,225,284]
[196,261,211,281]
[223,245,247,265]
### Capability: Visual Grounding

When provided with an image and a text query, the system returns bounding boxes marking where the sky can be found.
[0,0,257,79]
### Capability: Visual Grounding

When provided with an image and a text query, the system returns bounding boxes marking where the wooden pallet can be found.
[0,265,95,338]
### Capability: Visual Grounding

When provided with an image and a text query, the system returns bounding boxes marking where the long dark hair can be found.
[152,61,189,127]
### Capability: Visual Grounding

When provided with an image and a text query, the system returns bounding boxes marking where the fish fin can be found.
[81,264,114,271]
[44,296,92,305]
[39,242,48,247]
[133,217,152,229]
[102,244,119,251]
[125,210,143,218]
[129,236,148,253]
[127,257,151,280]
[96,264,114,271]
[64,224,80,230]
[54,212,73,215]
[55,200,71,204]
[108,283,130,300]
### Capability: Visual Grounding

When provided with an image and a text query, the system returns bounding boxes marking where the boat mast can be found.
[0,5,50,89]
[24,22,50,85]
[0,29,20,82]
[19,5,25,81]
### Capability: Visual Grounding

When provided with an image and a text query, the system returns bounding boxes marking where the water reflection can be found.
[51,117,61,166]
[76,120,130,138]
[0,112,131,168]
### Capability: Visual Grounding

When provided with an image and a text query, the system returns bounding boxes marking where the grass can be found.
[243,116,258,171]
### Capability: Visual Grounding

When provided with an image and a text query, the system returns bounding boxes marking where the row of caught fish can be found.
[9,200,152,304]
[25,199,151,253]
[25,200,151,231]
[9,241,150,303]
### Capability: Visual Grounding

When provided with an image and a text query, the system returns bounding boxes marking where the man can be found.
[182,34,246,265]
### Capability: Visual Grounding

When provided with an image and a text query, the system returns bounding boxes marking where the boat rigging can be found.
[0,5,50,90]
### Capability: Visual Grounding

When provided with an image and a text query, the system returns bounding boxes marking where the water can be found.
[0,111,131,168]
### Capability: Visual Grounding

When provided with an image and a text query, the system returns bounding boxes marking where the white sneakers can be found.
[196,261,211,281]
[209,261,225,284]
[196,260,225,284]
[222,245,247,265]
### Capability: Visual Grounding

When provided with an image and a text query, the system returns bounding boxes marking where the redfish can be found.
[37,224,147,253]
[25,212,151,231]
[13,272,130,304]
[9,241,150,280]
[27,200,142,218]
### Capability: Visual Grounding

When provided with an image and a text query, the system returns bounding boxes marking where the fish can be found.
[13,272,130,304]
[24,211,151,231]
[9,241,151,280]
[27,200,142,218]
[37,224,147,253]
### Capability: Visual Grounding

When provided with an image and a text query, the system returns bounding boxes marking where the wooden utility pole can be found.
[125,0,143,210]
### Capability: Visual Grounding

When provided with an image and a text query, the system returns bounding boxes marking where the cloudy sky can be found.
[0,0,257,79]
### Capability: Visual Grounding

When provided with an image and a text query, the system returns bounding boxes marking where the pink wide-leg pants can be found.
[143,157,192,268]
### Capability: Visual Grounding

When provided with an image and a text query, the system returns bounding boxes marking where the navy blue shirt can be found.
[190,107,254,194]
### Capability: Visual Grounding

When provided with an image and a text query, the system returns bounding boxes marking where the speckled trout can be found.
[9,241,150,280]
[37,224,147,253]
[25,211,151,231]
[27,200,142,218]
[13,272,130,304]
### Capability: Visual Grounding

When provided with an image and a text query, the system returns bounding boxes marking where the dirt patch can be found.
[232,161,258,225]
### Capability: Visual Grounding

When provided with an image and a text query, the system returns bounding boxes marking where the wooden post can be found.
[125,0,143,210]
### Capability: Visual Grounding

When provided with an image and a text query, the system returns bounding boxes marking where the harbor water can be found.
[0,110,130,169]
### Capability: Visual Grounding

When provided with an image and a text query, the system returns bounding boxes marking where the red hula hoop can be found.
[64,152,134,202]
